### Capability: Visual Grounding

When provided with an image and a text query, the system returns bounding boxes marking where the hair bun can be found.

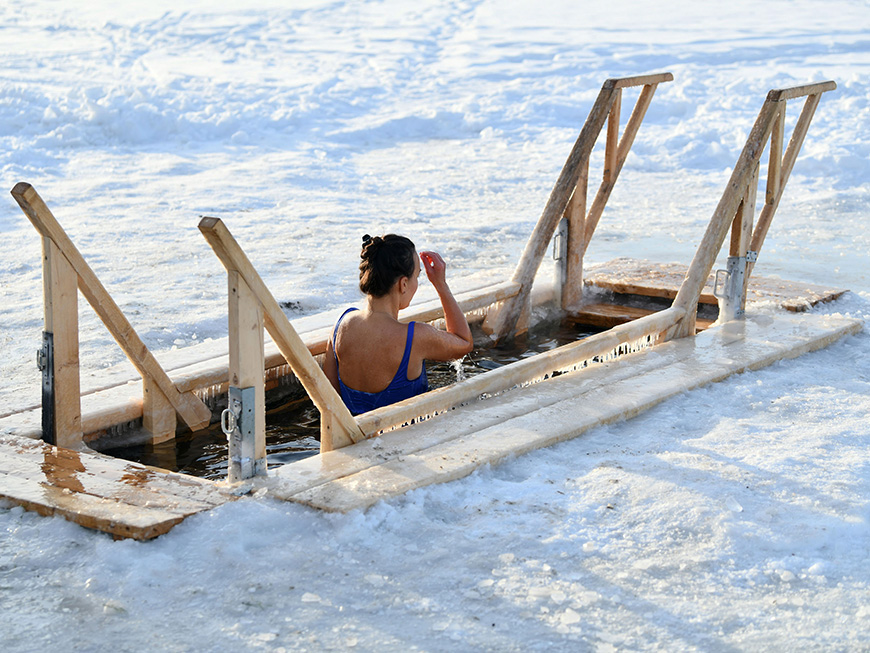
[360,234,384,260]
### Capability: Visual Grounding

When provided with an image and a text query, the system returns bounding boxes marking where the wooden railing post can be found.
[667,81,836,338]
[40,237,83,448]
[492,73,673,339]
[198,217,366,454]
[556,158,588,310]
[747,88,828,279]
[11,183,212,445]
[224,270,267,480]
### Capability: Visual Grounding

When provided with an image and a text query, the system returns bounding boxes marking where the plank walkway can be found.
[584,258,847,310]
[264,310,861,513]
[0,434,232,539]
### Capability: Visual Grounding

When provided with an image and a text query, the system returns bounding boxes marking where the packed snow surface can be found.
[2,0,870,650]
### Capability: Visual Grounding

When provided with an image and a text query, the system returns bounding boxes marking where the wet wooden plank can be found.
[0,435,227,508]
[566,303,714,331]
[0,434,230,539]
[585,258,847,310]
[272,311,861,513]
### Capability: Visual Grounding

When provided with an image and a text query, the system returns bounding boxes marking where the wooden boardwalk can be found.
[265,310,861,513]
[583,258,847,310]
[0,433,232,539]
[0,308,860,533]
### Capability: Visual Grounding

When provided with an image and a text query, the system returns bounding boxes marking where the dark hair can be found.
[359,233,416,297]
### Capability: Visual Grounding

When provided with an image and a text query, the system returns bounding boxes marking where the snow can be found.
[2,0,870,649]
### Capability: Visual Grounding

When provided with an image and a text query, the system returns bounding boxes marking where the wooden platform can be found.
[584,258,847,310]
[566,302,715,331]
[264,310,861,513]
[0,434,232,539]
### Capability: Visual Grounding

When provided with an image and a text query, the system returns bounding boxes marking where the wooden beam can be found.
[603,88,621,185]
[766,104,784,205]
[197,217,365,451]
[561,159,588,310]
[767,81,836,102]
[609,72,674,89]
[731,161,758,258]
[141,378,176,444]
[226,271,266,478]
[42,238,82,449]
[11,183,212,432]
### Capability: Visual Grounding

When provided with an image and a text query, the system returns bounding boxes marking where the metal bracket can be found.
[713,268,730,299]
[715,255,750,321]
[553,218,567,261]
[39,332,55,445]
[222,386,265,481]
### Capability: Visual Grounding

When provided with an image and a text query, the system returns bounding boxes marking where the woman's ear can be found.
[398,276,409,294]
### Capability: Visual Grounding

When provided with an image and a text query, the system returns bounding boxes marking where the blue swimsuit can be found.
[332,308,428,415]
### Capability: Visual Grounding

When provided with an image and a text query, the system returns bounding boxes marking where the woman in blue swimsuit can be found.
[323,234,474,415]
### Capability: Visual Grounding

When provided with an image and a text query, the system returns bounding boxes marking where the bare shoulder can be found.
[413,321,474,361]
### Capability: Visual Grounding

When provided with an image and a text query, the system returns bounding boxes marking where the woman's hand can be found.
[420,250,447,289]
[416,249,473,359]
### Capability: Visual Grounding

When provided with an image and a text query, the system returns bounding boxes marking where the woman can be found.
[323,234,474,415]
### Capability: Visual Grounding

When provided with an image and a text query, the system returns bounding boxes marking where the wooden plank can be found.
[279,311,861,513]
[42,238,83,448]
[566,303,714,331]
[0,434,227,508]
[584,258,848,311]
[0,471,188,540]
[767,81,836,102]
[0,450,216,515]
[609,72,674,89]
[731,162,758,258]
[198,217,365,450]
[0,434,229,539]
[11,183,212,432]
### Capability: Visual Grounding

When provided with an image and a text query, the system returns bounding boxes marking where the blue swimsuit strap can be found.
[332,307,359,371]
[395,321,415,381]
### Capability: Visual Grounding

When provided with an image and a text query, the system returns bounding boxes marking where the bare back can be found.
[333,310,424,393]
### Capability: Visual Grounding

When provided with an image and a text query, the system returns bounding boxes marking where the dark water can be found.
[109,319,595,480]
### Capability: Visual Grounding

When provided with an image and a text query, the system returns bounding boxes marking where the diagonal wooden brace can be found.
[11,182,212,433]
[491,72,673,343]
[198,217,365,451]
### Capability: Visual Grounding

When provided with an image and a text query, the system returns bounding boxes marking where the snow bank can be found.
[2,0,869,649]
